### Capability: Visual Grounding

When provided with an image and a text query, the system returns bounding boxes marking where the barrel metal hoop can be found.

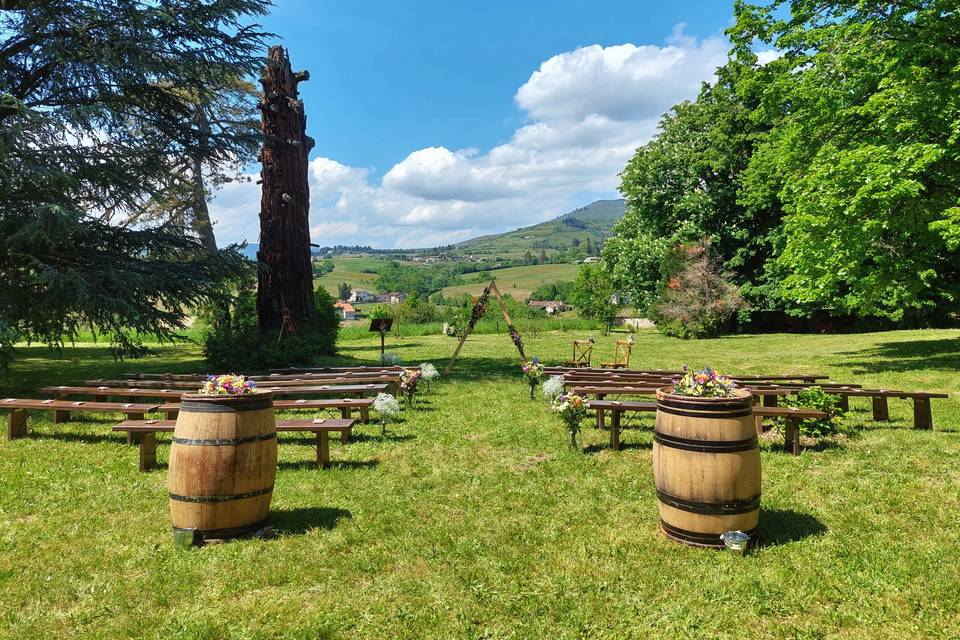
[173,518,269,539]
[656,404,754,419]
[180,398,274,413]
[172,432,277,446]
[656,489,761,515]
[169,485,274,503]
[660,520,760,549]
[653,432,758,453]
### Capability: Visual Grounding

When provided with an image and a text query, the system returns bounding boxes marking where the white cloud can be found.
[210,26,729,249]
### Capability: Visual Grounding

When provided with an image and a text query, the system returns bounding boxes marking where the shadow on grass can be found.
[839,338,960,374]
[583,439,652,454]
[33,431,127,445]
[270,506,352,535]
[757,508,827,548]
[277,459,379,471]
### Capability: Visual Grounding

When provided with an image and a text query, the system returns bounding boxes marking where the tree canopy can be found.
[607,0,960,324]
[0,0,271,364]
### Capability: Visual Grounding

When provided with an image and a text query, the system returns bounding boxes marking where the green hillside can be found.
[452,199,624,259]
[440,263,581,301]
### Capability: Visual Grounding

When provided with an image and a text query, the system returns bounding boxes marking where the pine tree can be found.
[0,0,271,366]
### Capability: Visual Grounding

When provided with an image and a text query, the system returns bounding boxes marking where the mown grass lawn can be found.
[1,329,959,639]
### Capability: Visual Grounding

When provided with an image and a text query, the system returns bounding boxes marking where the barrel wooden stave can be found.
[168,394,277,537]
[652,388,760,548]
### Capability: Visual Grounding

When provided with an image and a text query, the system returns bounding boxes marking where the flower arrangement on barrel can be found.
[671,366,737,397]
[552,392,587,448]
[521,357,545,399]
[199,374,259,395]
[372,392,401,435]
[399,368,421,406]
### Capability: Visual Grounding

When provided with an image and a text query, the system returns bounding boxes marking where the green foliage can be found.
[608,1,960,324]
[374,261,465,297]
[530,281,575,302]
[0,0,270,366]
[728,0,960,320]
[369,305,392,321]
[606,65,777,311]
[649,241,746,339]
[782,386,848,438]
[571,264,619,331]
[313,259,335,277]
[337,282,352,301]
[203,284,339,371]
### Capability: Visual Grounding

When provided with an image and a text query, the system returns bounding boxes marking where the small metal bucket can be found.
[720,530,750,555]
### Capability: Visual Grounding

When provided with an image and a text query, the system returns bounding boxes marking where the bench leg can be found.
[139,432,158,472]
[316,431,330,468]
[597,394,606,430]
[53,409,69,424]
[610,410,621,451]
[872,397,890,421]
[7,410,27,440]
[126,413,145,444]
[165,410,178,420]
[341,427,351,445]
[762,395,779,407]
[360,408,369,424]
[785,417,800,456]
[339,407,350,420]
[754,413,763,435]
[914,398,933,430]
[837,395,850,412]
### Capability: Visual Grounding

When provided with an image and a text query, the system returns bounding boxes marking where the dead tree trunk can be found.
[256,45,316,334]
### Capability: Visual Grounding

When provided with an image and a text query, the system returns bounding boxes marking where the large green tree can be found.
[0,0,271,365]
[730,0,960,320]
[604,61,780,311]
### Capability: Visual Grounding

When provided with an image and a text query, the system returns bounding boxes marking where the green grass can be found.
[1,329,960,638]
[441,263,581,301]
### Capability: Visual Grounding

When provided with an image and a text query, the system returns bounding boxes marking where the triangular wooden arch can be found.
[444,280,526,374]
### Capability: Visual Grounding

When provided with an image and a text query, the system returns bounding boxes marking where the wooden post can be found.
[837,395,850,412]
[785,416,800,456]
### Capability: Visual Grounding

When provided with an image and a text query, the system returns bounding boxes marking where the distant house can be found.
[349,289,375,303]
[582,256,601,264]
[528,300,566,315]
[334,301,357,320]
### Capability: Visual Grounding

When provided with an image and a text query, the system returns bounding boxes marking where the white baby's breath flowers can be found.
[373,392,401,435]
[419,362,439,381]
[541,375,565,400]
[381,352,402,366]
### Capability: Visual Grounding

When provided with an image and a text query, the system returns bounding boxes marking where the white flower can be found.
[382,352,402,365]
[419,362,440,381]
[372,392,401,421]
[541,375,565,400]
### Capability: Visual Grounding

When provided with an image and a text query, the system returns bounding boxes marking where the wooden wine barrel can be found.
[653,387,760,549]
[168,393,277,541]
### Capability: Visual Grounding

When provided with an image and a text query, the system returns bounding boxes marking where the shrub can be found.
[203,283,339,371]
[781,387,848,438]
[649,240,745,339]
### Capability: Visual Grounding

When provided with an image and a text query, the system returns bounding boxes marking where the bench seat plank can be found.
[114,418,354,471]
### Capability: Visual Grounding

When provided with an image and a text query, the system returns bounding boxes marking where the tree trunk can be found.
[190,104,218,255]
[256,45,315,333]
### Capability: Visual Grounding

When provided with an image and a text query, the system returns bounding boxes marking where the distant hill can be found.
[451,199,624,259]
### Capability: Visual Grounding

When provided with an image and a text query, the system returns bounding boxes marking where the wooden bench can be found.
[586,400,826,455]
[88,377,396,390]
[113,418,354,471]
[2,398,160,440]
[157,397,372,423]
[547,367,830,383]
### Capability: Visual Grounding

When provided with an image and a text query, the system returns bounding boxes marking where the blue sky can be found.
[210,1,741,249]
